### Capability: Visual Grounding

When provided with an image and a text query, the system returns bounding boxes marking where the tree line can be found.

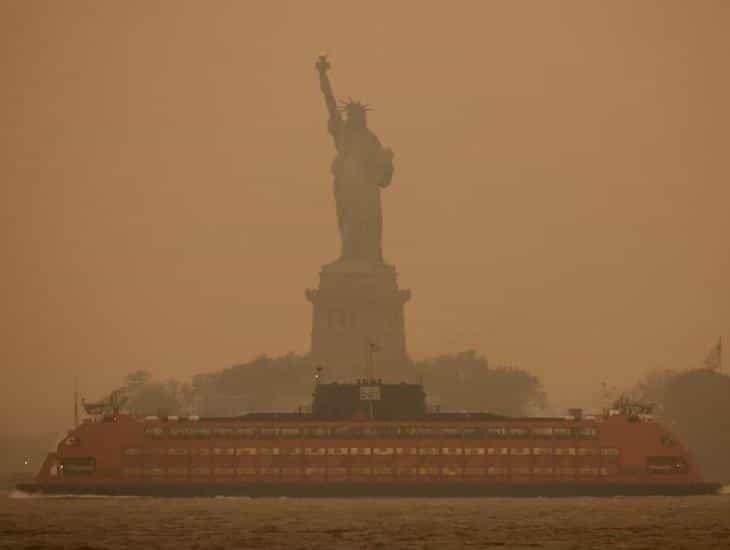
[111,351,546,419]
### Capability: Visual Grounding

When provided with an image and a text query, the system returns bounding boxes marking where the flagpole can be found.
[74,376,79,429]
[703,337,723,371]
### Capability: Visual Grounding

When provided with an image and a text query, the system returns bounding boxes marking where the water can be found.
[2,490,729,549]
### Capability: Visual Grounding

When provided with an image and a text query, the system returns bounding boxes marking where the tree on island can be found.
[191,350,546,417]
[413,350,547,416]
[631,367,730,483]
[100,371,193,417]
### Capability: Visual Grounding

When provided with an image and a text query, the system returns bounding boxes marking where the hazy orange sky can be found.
[2,1,728,435]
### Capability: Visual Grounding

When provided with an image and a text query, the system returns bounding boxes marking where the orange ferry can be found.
[19,379,719,496]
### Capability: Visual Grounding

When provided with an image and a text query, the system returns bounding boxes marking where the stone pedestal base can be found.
[306,260,411,380]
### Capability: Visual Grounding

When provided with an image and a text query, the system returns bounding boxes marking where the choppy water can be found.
[2,489,730,549]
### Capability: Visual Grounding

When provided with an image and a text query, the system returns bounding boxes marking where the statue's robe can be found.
[329,118,393,264]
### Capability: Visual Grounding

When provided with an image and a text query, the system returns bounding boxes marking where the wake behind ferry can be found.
[18,377,719,497]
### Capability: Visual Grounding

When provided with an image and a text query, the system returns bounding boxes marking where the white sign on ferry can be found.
[359,386,381,401]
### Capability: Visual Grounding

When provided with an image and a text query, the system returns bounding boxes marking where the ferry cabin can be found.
[43,414,698,486]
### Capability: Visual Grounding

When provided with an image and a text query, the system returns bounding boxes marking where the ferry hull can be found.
[16,482,721,498]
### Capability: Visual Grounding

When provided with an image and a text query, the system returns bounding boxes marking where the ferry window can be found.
[576,447,597,456]
[304,447,326,456]
[486,427,507,439]
[465,467,485,476]
[330,426,358,438]
[280,447,302,456]
[601,448,620,456]
[144,426,165,439]
[123,467,141,477]
[487,447,509,455]
[376,426,398,438]
[190,427,211,439]
[532,427,553,439]
[373,447,394,455]
[554,448,576,456]
[236,467,256,476]
[351,466,372,476]
[418,466,439,476]
[577,427,598,439]
[646,456,688,474]
[306,427,329,438]
[167,448,188,455]
[213,448,235,456]
[143,447,165,456]
[532,447,553,455]
[373,466,393,475]
[579,467,599,476]
[123,448,142,456]
[511,466,530,475]
[487,466,508,475]
[279,427,300,439]
[213,427,234,438]
[553,427,572,439]
[413,427,439,438]
[167,467,188,476]
[464,447,485,456]
[213,467,235,476]
[442,447,463,455]
[398,426,418,438]
[442,466,462,476]
[235,427,258,438]
[142,467,164,477]
[259,427,278,438]
[361,426,377,438]
[395,447,418,455]
[327,447,349,456]
[258,447,280,455]
[168,427,189,439]
[533,467,553,475]
[462,427,483,439]
[349,447,372,455]
[60,457,95,475]
[510,447,531,455]
[418,447,440,455]
[442,427,462,438]
[236,447,257,456]
[191,466,211,475]
[190,448,210,456]
[509,427,530,439]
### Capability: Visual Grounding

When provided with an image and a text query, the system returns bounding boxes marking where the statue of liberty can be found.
[315,55,394,266]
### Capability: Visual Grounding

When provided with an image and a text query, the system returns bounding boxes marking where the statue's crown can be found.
[338,98,372,116]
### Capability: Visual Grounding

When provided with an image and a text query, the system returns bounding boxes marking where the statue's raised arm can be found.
[316,55,340,122]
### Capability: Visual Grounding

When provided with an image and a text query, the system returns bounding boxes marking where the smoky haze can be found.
[1,1,728,436]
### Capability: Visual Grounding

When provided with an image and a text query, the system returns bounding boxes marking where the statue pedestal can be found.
[306,260,411,380]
